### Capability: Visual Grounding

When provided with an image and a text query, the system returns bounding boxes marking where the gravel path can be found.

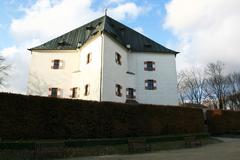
[62,138,240,160]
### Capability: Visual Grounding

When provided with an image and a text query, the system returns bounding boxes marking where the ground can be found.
[61,138,240,160]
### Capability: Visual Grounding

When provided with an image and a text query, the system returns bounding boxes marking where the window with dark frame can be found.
[52,59,60,69]
[51,59,64,69]
[145,80,157,90]
[49,88,58,97]
[126,88,136,99]
[84,84,90,96]
[144,61,155,71]
[86,53,92,64]
[115,84,122,97]
[71,87,78,98]
[115,52,121,65]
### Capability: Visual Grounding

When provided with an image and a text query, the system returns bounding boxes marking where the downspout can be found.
[100,33,104,101]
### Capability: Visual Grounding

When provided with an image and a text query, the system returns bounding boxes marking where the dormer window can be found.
[86,26,95,30]
[119,27,125,31]
[97,21,102,27]
[144,43,152,48]
[86,53,92,64]
[58,40,65,46]
[77,42,82,48]
[115,52,121,65]
[126,44,131,49]
[144,61,155,71]
[51,59,64,69]
[115,84,122,97]
[91,30,99,36]
[145,80,157,90]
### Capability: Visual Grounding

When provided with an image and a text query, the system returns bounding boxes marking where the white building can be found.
[28,15,179,105]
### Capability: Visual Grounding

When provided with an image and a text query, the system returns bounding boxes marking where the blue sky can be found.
[0,0,175,50]
[0,0,35,48]
[0,0,240,93]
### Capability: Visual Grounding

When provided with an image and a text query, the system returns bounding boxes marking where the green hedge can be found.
[207,110,240,134]
[0,93,205,140]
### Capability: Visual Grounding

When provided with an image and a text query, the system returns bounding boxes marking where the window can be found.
[71,87,78,98]
[86,53,92,64]
[126,88,136,99]
[52,60,60,69]
[84,84,90,96]
[145,80,157,90]
[51,59,64,69]
[115,84,122,97]
[48,88,61,97]
[144,61,155,71]
[115,52,121,65]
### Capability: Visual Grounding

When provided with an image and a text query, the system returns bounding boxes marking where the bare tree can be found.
[177,71,187,104]
[27,72,48,96]
[205,61,227,109]
[177,68,206,105]
[225,72,240,110]
[185,68,206,104]
[0,56,10,87]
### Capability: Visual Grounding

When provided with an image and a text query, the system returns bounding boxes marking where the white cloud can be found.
[10,0,148,45]
[10,0,101,44]
[164,0,240,73]
[0,43,31,93]
[133,27,144,34]
[1,46,18,58]
[107,0,126,4]
[109,2,145,20]
[2,0,147,94]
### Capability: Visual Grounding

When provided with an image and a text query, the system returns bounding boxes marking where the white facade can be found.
[28,33,178,105]
[101,34,178,105]
[28,50,79,98]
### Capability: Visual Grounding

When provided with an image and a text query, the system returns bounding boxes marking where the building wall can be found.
[126,52,137,90]
[132,53,178,105]
[78,36,102,101]
[27,50,79,98]
[101,34,130,103]
[28,34,178,105]
[101,34,178,105]
[28,36,102,101]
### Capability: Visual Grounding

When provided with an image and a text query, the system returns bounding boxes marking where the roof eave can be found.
[28,48,77,51]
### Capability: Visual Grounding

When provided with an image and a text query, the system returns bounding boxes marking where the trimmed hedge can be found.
[0,93,204,140]
[207,110,240,134]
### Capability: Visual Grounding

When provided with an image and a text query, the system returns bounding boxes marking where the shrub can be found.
[207,109,240,134]
[0,93,205,139]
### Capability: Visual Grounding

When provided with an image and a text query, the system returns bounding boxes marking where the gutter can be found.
[100,33,104,101]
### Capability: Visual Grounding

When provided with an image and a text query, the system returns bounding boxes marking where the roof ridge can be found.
[102,15,107,31]
[29,16,106,50]
[29,15,178,54]
[103,16,178,54]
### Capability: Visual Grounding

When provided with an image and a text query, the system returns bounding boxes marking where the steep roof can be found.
[29,16,178,54]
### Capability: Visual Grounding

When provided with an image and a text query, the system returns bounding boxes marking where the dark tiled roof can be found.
[30,16,178,54]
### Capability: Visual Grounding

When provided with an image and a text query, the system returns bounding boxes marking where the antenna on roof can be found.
[104,8,108,16]
[126,44,131,49]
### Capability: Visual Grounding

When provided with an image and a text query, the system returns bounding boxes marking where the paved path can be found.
[62,138,240,160]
